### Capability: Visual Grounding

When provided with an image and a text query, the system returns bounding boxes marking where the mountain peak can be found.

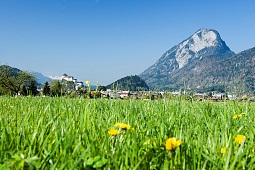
[140,28,235,90]
[196,28,218,33]
[192,28,220,49]
[175,28,230,68]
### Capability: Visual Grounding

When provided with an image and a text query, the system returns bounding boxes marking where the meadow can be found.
[0,96,255,169]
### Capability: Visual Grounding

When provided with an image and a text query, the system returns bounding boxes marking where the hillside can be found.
[0,65,23,77]
[139,29,255,92]
[140,29,234,86]
[0,65,53,85]
[106,75,149,91]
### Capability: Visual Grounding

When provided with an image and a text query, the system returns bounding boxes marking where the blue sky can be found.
[0,0,255,85]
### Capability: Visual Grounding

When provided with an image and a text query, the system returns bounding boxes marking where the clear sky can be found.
[0,0,255,85]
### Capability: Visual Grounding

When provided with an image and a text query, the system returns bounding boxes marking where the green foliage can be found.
[50,80,62,96]
[8,154,39,169]
[0,65,35,95]
[1,97,255,169]
[85,155,108,168]
[42,81,50,96]
[61,79,75,92]
[20,84,28,96]
[0,85,11,95]
[28,81,38,96]
[98,85,106,91]
[106,75,149,91]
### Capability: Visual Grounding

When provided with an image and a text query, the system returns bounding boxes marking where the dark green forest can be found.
[106,75,149,91]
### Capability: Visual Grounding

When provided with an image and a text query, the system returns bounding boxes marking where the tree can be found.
[0,65,35,95]
[28,80,38,96]
[98,85,106,91]
[20,84,28,96]
[43,81,51,96]
[0,86,7,95]
[50,80,62,96]
[106,75,149,91]
[61,79,75,93]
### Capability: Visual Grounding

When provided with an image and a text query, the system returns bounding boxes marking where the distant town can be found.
[36,73,253,102]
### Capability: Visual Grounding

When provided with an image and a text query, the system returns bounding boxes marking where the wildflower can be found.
[85,81,90,85]
[233,115,238,119]
[165,138,182,151]
[221,147,227,153]
[233,113,244,119]
[108,129,119,136]
[235,135,245,144]
[114,123,131,130]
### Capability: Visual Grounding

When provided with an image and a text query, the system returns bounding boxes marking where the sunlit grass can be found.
[0,96,255,169]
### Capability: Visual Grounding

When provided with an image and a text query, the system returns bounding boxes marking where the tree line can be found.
[0,65,102,97]
[0,65,150,98]
[0,65,62,96]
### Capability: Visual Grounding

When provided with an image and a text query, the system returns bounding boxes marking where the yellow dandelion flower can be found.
[221,147,227,153]
[233,115,238,119]
[235,135,245,144]
[237,114,242,117]
[114,123,131,130]
[165,138,182,151]
[114,123,121,127]
[85,81,90,85]
[108,129,119,136]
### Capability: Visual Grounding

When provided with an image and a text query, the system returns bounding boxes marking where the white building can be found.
[61,73,84,91]
[76,81,84,90]
[62,73,74,82]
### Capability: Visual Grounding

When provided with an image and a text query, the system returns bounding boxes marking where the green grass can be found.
[0,96,255,169]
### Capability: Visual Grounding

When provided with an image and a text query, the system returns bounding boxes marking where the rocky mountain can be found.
[106,75,149,91]
[163,47,255,93]
[140,28,242,91]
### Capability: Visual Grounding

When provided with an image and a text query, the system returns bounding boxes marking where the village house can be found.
[76,81,84,90]
[211,92,226,100]
[118,91,130,99]
[194,92,208,101]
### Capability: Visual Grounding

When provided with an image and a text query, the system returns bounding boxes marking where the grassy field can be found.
[0,96,255,169]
